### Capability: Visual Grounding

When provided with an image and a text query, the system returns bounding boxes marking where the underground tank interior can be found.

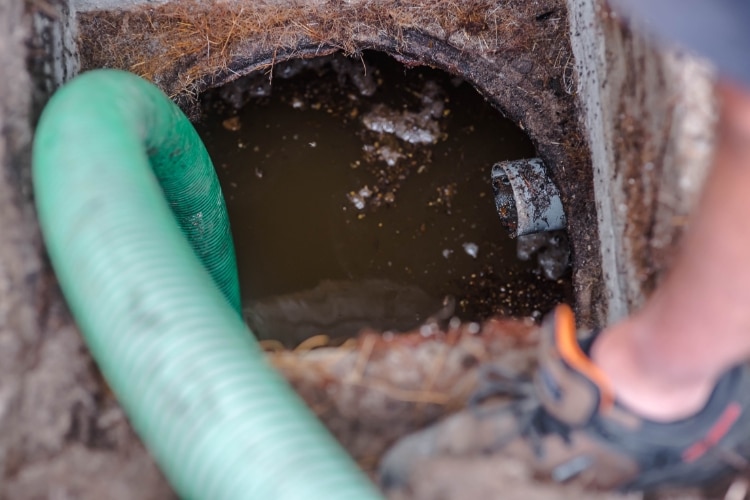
[193,51,573,347]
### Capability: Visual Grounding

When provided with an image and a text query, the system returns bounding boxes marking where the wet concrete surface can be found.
[195,52,573,346]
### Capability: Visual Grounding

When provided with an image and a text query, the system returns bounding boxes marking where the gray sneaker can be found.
[379,304,750,492]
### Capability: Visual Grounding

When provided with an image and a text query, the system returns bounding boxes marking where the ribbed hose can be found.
[32,69,382,500]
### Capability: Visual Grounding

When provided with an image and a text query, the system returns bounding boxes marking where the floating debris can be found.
[462,242,479,259]
[348,192,366,210]
[362,104,440,145]
[222,116,241,131]
[347,186,374,210]
[376,145,404,166]
[361,81,445,145]
[428,183,458,214]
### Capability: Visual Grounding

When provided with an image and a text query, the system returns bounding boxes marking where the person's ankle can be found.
[590,319,715,422]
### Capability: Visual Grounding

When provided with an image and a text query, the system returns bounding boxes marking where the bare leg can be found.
[592,81,750,421]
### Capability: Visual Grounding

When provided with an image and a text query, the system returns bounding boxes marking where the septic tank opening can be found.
[79,0,603,327]
[75,0,602,482]
[194,51,573,348]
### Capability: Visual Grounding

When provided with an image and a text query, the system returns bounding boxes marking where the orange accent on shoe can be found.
[682,402,742,463]
[554,304,616,412]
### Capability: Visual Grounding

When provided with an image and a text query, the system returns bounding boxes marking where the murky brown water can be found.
[196,52,572,346]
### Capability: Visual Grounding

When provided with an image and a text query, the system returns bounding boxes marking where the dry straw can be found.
[80,0,556,99]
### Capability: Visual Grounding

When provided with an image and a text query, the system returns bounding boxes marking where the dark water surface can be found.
[195,52,572,346]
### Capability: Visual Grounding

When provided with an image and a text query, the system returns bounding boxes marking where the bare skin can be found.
[592,81,750,422]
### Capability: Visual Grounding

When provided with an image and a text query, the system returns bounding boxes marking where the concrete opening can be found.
[78,0,604,326]
[71,0,605,487]
[194,51,574,349]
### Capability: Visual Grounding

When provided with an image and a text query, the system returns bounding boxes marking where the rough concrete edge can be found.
[30,0,80,114]
[567,0,715,322]
[0,0,36,487]
[567,0,626,323]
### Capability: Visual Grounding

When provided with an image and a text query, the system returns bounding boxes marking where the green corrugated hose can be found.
[32,69,382,499]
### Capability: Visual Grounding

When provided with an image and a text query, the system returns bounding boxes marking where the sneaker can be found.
[379,304,750,492]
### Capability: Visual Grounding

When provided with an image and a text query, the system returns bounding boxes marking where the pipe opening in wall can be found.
[195,51,573,348]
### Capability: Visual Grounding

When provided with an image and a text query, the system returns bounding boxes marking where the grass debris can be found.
[79,0,563,99]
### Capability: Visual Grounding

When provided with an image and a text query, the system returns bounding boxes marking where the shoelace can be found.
[469,363,573,457]
[467,363,603,482]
